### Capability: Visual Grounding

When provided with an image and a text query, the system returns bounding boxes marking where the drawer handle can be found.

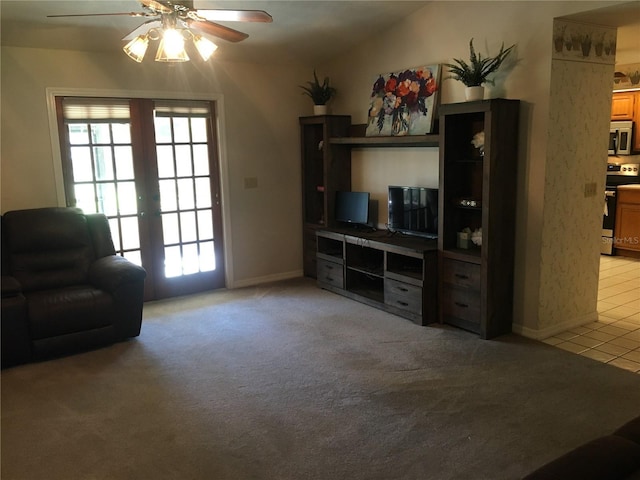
[324,277,334,282]
[455,273,469,280]
[397,287,409,292]
[396,300,409,307]
[454,301,469,308]
[326,265,334,270]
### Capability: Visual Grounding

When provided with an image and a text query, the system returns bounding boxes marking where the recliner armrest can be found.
[1,275,22,298]
[88,256,146,292]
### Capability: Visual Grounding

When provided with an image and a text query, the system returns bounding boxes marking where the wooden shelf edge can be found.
[329,134,439,148]
[439,249,482,264]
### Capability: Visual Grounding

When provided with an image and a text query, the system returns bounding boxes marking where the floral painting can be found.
[366,64,440,137]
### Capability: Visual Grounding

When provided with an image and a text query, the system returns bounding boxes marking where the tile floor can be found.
[542,255,640,374]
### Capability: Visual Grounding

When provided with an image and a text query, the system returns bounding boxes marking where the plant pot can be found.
[313,105,328,115]
[465,86,485,101]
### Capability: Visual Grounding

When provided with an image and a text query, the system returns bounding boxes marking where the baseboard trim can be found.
[230,270,303,289]
[512,310,598,340]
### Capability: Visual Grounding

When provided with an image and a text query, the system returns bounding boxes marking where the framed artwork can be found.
[366,64,440,137]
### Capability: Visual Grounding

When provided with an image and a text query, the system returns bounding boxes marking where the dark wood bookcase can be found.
[300,115,351,277]
[437,99,520,339]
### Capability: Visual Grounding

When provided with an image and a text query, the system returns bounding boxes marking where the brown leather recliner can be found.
[1,207,147,368]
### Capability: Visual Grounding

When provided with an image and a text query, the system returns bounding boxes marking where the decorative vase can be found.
[391,104,410,136]
[313,104,328,115]
[465,86,485,101]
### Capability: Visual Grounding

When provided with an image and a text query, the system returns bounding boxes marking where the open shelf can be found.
[346,270,385,302]
[386,251,423,280]
[329,134,439,148]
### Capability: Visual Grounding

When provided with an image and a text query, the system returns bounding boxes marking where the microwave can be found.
[609,121,633,155]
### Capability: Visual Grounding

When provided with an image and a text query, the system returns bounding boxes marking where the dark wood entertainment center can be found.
[316,228,438,326]
[300,99,520,339]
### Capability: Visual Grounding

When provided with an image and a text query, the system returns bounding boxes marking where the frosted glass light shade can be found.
[123,35,149,63]
[193,35,218,61]
[155,29,189,62]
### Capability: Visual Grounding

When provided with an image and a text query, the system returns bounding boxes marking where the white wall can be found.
[2,1,634,336]
[0,46,310,287]
[324,1,622,337]
[537,54,614,335]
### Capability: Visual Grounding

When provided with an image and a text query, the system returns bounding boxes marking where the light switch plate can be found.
[584,182,597,197]
[244,177,258,189]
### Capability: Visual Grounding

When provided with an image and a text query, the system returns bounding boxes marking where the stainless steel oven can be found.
[603,163,640,254]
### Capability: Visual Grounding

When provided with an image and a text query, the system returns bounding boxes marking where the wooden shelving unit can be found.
[300,115,351,278]
[301,102,520,339]
[317,228,438,326]
[438,99,520,339]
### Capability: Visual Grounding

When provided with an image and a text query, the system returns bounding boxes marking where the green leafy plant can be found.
[444,38,515,87]
[299,70,336,105]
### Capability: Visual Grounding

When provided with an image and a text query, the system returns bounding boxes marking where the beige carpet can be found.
[2,278,640,480]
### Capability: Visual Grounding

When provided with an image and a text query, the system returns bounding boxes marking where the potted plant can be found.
[444,38,515,101]
[299,70,336,115]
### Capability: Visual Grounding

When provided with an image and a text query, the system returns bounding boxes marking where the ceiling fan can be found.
[47,0,273,62]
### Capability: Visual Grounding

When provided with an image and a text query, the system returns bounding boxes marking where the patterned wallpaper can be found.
[537,20,616,334]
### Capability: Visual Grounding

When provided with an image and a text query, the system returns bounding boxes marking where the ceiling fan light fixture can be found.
[123,34,149,62]
[193,35,218,61]
[155,28,189,62]
[50,4,272,64]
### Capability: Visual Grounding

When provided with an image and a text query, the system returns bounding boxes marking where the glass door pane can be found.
[153,111,218,279]
[66,119,143,267]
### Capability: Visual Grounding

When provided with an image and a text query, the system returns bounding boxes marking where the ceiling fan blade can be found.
[195,9,273,23]
[47,12,152,18]
[186,19,249,43]
[122,20,162,41]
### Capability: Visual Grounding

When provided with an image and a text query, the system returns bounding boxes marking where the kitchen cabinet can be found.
[614,185,640,255]
[611,91,640,152]
[611,92,635,120]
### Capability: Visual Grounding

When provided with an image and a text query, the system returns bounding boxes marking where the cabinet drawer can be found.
[442,259,481,290]
[317,259,344,289]
[442,286,481,325]
[384,278,422,315]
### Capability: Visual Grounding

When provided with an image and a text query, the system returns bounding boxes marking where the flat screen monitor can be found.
[388,186,438,239]
[335,191,370,226]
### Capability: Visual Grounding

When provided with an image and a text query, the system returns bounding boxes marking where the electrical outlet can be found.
[584,182,597,197]
[244,177,258,189]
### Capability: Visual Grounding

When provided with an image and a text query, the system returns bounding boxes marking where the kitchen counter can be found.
[618,184,640,191]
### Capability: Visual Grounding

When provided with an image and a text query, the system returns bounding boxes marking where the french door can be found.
[56,96,225,300]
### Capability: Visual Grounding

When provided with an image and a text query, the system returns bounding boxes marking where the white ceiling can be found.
[1,1,639,65]
[0,1,428,64]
